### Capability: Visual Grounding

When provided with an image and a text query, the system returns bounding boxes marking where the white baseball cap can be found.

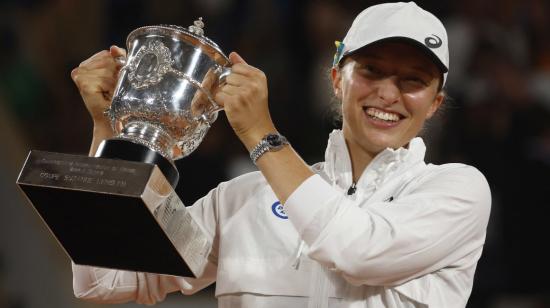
[334,2,449,85]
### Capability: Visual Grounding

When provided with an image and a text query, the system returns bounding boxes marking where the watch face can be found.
[266,134,282,146]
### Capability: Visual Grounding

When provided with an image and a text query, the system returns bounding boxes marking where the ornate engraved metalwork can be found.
[119,120,175,158]
[187,17,205,36]
[178,121,211,156]
[127,40,174,89]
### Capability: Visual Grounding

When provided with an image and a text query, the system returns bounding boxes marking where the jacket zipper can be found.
[347,182,357,195]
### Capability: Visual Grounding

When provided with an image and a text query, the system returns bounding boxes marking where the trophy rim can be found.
[126,24,231,67]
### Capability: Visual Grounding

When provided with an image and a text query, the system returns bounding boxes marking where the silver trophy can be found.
[98,18,231,186]
[16,19,229,277]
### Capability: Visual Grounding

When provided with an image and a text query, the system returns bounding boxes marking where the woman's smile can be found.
[363,106,404,127]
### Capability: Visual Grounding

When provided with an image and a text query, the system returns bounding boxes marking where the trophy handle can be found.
[218,66,231,88]
[114,55,127,66]
[102,55,128,130]
[201,66,231,119]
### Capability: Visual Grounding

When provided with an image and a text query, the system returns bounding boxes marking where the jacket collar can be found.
[323,129,426,191]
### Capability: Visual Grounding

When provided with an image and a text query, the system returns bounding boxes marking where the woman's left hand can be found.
[215,52,276,150]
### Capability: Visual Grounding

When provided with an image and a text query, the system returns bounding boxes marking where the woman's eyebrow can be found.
[355,53,383,61]
[409,65,436,77]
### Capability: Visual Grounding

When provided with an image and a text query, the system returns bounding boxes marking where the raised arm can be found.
[214,52,314,204]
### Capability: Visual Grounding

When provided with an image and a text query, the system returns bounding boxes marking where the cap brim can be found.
[343,37,448,74]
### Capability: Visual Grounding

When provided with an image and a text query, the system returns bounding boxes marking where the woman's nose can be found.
[376,77,400,105]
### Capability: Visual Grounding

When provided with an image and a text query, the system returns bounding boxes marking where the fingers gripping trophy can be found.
[16,19,230,277]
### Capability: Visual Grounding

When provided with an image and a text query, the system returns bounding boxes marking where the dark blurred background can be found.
[1,0,549,307]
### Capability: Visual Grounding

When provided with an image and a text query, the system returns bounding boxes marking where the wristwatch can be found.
[249,133,289,164]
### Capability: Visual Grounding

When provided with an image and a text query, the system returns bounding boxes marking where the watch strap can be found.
[250,133,289,164]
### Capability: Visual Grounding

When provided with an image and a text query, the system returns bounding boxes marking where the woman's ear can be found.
[426,91,445,119]
[331,67,342,99]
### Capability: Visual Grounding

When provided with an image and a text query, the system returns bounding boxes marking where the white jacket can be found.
[72,130,491,307]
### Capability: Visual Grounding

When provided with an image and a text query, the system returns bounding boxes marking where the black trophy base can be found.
[16,150,209,278]
[96,139,179,188]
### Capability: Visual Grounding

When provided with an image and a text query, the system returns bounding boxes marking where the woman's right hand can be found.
[71,45,126,155]
[71,45,126,127]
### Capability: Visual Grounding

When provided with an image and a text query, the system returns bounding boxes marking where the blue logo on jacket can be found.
[271,201,288,219]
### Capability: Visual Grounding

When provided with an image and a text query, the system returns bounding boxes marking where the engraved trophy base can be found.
[16,150,211,278]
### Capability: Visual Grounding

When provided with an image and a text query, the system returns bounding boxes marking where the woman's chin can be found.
[364,135,401,152]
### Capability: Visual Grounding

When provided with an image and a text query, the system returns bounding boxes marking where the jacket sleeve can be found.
[283,165,491,286]
[71,183,223,305]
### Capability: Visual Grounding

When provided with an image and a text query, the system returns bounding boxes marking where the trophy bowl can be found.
[97,18,231,187]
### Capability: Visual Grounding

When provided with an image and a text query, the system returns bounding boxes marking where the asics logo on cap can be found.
[424,34,442,48]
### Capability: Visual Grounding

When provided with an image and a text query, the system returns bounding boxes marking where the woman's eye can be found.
[404,76,428,86]
[366,65,381,74]
[358,64,382,77]
[399,76,431,92]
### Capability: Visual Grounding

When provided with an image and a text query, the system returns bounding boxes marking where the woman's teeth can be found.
[365,107,400,122]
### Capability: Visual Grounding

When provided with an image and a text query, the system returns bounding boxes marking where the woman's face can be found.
[332,41,444,156]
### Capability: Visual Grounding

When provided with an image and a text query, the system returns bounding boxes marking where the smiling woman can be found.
[333,41,446,179]
[70,2,491,308]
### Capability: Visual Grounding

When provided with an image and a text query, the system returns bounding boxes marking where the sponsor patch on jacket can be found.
[271,201,288,219]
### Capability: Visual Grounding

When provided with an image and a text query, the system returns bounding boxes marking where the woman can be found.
[71,2,491,307]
